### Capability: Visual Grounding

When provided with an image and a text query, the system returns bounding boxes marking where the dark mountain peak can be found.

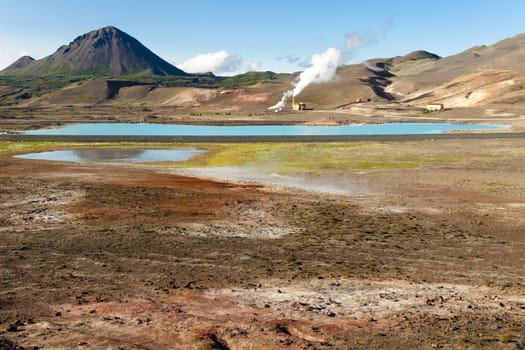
[72,25,123,44]
[395,50,441,64]
[404,50,441,60]
[2,25,187,76]
[98,25,122,33]
[5,55,35,70]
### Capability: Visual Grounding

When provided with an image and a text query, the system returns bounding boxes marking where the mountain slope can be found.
[382,34,525,107]
[1,26,187,76]
[389,33,525,95]
[295,63,394,108]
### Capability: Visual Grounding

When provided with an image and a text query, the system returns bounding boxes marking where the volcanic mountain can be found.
[2,26,187,76]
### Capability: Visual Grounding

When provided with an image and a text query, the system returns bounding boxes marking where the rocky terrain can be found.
[0,136,525,349]
[1,25,525,350]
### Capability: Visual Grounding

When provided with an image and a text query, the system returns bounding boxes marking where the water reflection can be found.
[15,148,205,163]
[73,148,145,161]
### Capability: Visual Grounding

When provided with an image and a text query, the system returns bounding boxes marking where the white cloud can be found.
[178,50,242,74]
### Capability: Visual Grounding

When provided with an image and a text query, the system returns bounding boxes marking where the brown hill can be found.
[392,70,525,108]
[386,51,441,77]
[390,34,525,95]
[384,34,525,107]
[1,26,186,76]
[23,64,390,111]
[29,80,115,105]
[294,63,394,109]
[28,78,290,111]
[394,50,441,64]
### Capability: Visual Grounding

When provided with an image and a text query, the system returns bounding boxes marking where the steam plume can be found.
[269,47,341,112]
[362,60,381,72]
[268,91,293,112]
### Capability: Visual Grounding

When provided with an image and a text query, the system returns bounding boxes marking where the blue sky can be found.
[1,0,524,74]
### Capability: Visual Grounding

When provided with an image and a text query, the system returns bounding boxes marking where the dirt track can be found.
[1,135,525,349]
[3,131,525,144]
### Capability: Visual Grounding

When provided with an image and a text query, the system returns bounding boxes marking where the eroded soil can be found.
[1,142,525,349]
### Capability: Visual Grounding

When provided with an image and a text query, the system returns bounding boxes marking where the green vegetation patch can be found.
[1,140,471,174]
[171,142,466,173]
[218,71,289,88]
[0,71,290,92]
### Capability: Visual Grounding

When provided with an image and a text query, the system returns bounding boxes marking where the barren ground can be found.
[0,133,524,349]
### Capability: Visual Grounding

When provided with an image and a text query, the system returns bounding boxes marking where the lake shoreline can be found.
[2,131,523,143]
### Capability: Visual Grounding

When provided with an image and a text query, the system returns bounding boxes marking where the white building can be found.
[425,103,444,111]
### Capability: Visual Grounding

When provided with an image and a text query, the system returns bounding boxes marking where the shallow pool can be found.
[14,148,205,163]
[21,122,506,136]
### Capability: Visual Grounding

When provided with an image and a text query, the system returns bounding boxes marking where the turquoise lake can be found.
[22,122,506,136]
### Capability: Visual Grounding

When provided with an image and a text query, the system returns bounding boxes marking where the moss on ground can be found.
[0,140,468,173]
[175,142,466,173]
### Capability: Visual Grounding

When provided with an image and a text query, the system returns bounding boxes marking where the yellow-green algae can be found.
[1,140,468,173]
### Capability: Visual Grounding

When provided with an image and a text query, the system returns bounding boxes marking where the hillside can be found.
[1,29,525,110]
[387,34,525,107]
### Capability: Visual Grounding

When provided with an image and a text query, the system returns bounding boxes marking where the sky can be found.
[1,0,524,74]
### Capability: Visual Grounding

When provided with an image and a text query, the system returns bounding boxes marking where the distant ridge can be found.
[5,55,35,70]
[1,26,187,76]
[394,50,441,64]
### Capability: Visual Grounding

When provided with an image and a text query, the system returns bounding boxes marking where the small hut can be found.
[425,103,444,112]
[292,102,307,111]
